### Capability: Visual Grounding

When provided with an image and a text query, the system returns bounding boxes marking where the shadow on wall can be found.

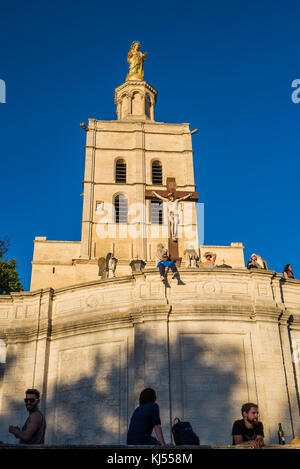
[46,352,128,445]
[0,351,22,443]
[170,335,245,446]
[0,332,296,445]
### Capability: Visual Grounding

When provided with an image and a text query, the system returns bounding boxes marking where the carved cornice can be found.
[85,146,194,153]
[1,271,300,342]
[114,80,158,104]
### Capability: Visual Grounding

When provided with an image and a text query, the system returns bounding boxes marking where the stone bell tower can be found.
[30,41,201,289]
[79,40,199,276]
[30,42,245,291]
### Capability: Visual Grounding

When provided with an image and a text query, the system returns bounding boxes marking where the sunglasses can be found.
[24,398,37,403]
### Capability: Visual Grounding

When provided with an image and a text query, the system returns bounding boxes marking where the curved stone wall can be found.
[0,269,300,445]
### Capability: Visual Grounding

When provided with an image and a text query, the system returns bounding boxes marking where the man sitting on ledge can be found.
[8,388,46,444]
[157,254,179,282]
[127,388,172,446]
[232,402,264,448]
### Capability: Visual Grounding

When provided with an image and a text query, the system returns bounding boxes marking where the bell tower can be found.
[30,42,245,292]
[79,41,199,276]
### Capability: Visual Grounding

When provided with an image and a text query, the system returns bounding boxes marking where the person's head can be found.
[204,252,212,261]
[131,41,140,51]
[251,255,257,261]
[241,403,259,425]
[167,193,175,201]
[139,388,156,405]
[162,254,169,261]
[24,389,40,413]
[284,264,292,272]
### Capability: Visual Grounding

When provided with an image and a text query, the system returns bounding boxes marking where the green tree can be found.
[0,237,23,294]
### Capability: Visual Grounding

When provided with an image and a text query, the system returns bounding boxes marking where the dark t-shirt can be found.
[20,410,46,444]
[127,402,161,445]
[232,419,264,445]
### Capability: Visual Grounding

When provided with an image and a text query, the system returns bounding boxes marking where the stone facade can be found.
[5,48,300,447]
[30,75,245,291]
[1,269,300,445]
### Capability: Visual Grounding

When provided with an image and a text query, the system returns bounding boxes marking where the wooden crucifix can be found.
[145,178,198,261]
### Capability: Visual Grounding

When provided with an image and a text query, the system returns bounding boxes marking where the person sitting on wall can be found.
[247,254,263,270]
[8,389,46,444]
[157,254,179,282]
[203,252,216,268]
[232,402,264,448]
[283,264,296,280]
[127,388,172,446]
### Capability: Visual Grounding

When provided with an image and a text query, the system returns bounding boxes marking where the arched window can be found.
[115,159,126,183]
[152,160,162,185]
[120,94,129,119]
[131,92,143,115]
[145,95,151,118]
[114,195,127,224]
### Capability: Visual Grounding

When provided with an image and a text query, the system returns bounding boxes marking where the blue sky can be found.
[1,0,299,290]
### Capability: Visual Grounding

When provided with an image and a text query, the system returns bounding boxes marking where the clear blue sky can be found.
[1,0,300,290]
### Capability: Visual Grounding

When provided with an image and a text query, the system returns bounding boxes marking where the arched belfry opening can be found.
[114,194,128,224]
[152,160,163,185]
[115,82,157,121]
[115,159,126,183]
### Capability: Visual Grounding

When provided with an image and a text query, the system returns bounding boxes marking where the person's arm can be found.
[283,271,288,279]
[233,435,260,448]
[177,193,193,202]
[256,435,264,447]
[152,191,167,202]
[153,424,166,445]
[256,423,264,447]
[8,413,42,442]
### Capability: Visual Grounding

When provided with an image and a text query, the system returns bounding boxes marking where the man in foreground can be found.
[9,388,46,444]
[232,402,264,448]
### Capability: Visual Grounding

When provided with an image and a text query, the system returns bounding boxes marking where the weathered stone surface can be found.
[1,270,300,446]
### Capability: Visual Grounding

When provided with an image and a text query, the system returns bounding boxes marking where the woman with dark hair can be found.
[283,264,295,280]
[126,388,169,445]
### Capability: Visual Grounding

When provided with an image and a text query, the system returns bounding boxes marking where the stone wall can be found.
[0,269,300,445]
[30,239,245,291]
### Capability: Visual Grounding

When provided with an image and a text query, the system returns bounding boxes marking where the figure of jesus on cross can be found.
[151,191,193,241]
[145,177,198,261]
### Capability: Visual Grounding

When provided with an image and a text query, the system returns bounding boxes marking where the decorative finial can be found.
[126,41,148,82]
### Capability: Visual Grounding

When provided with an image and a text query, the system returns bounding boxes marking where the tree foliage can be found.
[0,237,23,294]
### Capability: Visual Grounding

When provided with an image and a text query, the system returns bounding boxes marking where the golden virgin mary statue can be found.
[126,41,148,81]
